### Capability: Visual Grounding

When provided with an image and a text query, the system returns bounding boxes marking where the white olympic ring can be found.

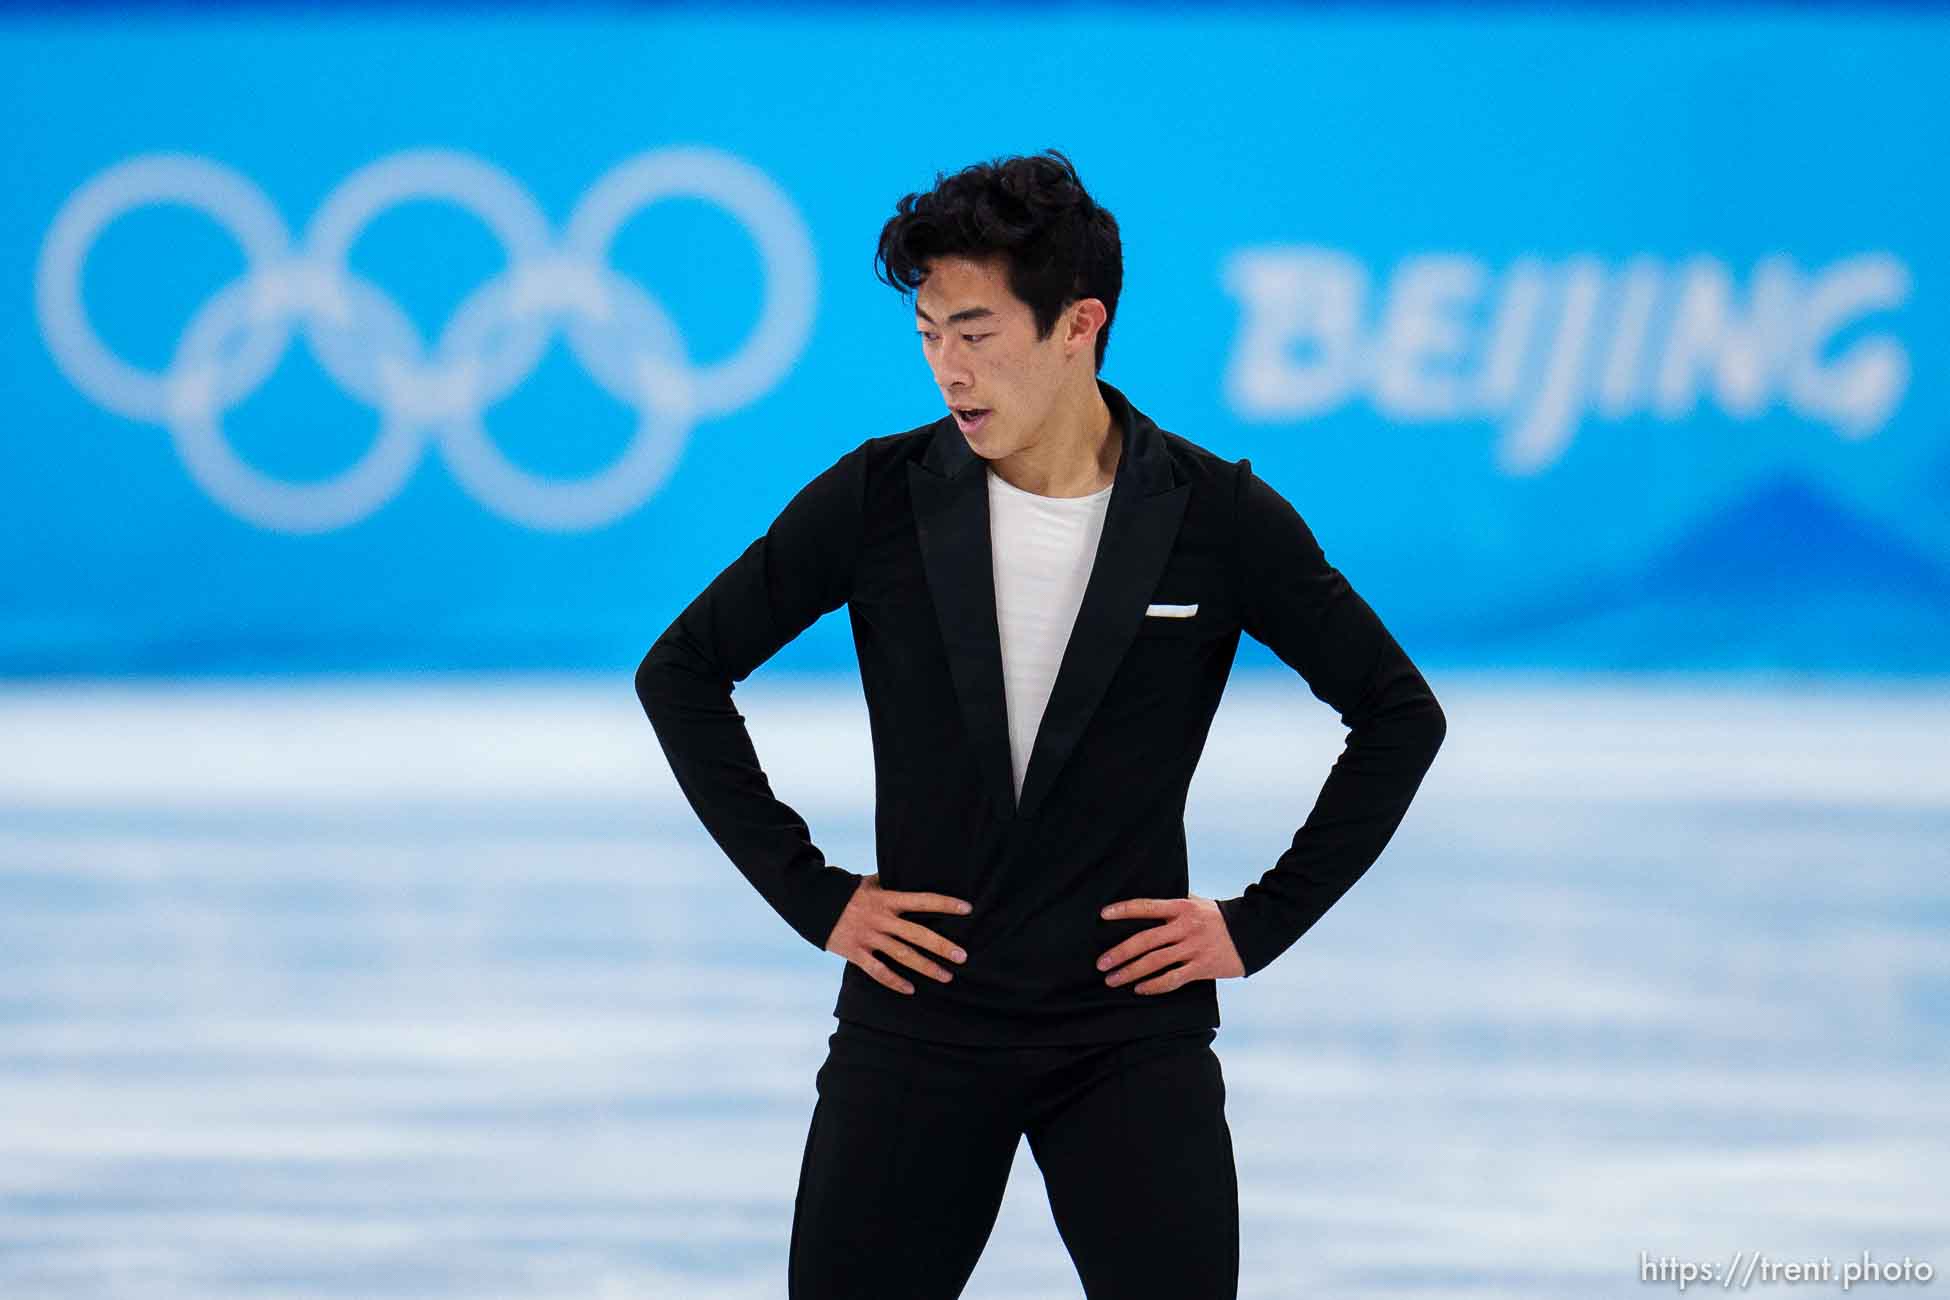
[34,147,818,532]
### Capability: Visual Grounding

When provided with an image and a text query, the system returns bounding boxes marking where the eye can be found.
[917,330,939,342]
[963,334,991,344]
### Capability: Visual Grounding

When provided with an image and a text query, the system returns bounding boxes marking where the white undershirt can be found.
[986,464,1114,802]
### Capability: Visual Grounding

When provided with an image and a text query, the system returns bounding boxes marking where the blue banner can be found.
[5,11,1947,675]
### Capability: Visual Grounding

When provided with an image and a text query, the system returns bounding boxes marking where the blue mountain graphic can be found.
[1642,473,1950,605]
[1450,472,1950,672]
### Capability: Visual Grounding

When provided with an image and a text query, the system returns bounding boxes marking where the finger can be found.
[1104,943,1188,988]
[890,918,968,965]
[888,891,975,916]
[1095,924,1181,973]
[1100,898,1181,920]
[856,952,915,996]
[874,936,954,984]
[1134,961,1201,995]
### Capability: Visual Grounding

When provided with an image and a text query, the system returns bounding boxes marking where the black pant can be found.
[788,1017,1239,1299]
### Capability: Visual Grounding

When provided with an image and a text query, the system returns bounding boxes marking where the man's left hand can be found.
[1096,894,1245,993]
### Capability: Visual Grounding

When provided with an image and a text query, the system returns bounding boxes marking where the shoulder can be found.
[1146,415,1299,514]
[1144,418,1266,533]
[820,420,942,480]
[857,421,940,475]
[843,420,954,516]
[1157,427,1242,494]
[1142,421,1319,572]
[781,421,936,506]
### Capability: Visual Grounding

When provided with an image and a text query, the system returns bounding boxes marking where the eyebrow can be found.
[915,305,997,325]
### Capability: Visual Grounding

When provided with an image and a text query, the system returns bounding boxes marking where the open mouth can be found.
[953,407,991,433]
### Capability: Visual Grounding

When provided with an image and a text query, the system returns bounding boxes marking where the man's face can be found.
[913,253,1085,460]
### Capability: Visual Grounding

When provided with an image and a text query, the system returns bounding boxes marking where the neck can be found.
[988,376,1122,498]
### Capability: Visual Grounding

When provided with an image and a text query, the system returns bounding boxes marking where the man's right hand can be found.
[824,873,971,996]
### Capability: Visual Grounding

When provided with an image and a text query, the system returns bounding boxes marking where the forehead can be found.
[914,254,1019,314]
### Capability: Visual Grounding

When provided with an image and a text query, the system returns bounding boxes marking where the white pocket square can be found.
[1144,602,1198,618]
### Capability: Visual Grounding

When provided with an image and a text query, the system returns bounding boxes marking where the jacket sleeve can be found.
[1215,458,1447,978]
[633,444,868,953]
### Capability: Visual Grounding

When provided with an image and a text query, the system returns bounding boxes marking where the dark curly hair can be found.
[874,149,1123,374]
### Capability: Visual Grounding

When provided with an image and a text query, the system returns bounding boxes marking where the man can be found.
[635,149,1445,1300]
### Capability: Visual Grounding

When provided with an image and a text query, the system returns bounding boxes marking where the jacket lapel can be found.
[907,444,1018,821]
[906,379,1190,823]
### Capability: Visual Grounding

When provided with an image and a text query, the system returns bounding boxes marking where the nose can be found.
[927,339,975,390]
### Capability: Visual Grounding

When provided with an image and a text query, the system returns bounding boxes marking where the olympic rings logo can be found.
[34,147,817,533]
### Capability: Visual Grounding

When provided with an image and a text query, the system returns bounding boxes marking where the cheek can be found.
[988,351,1036,391]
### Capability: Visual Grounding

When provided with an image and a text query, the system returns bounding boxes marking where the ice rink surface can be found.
[2,671,1946,1298]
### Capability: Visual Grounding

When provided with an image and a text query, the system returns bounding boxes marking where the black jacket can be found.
[634,379,1446,1045]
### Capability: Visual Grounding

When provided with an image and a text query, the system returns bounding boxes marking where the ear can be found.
[1063,297,1107,359]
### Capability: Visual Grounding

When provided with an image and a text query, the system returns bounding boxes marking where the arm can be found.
[633,444,868,953]
[1214,459,1447,978]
